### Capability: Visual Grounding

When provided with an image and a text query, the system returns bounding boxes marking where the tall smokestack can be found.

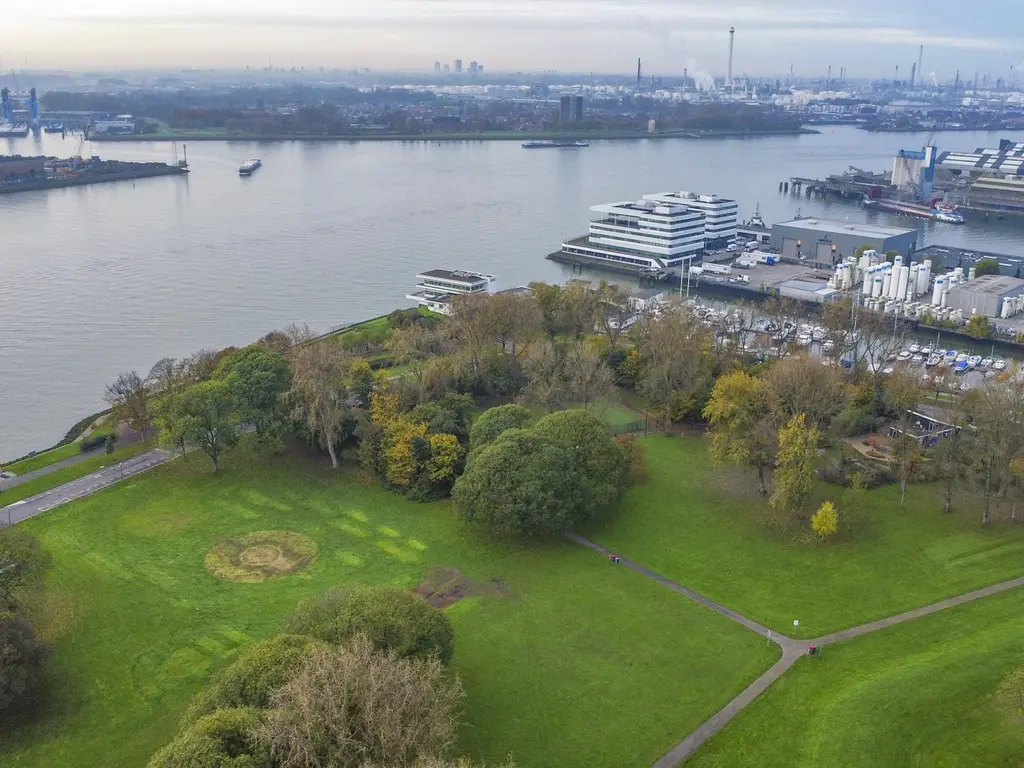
[827,64,831,84]
[917,45,924,85]
[911,62,917,88]
[727,27,735,91]
[637,57,641,87]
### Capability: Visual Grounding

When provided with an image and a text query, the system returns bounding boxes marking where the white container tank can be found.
[932,276,945,305]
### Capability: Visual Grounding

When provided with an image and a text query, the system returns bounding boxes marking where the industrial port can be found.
[0,153,189,194]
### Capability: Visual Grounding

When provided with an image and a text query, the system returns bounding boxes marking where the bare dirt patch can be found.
[205,531,318,583]
[412,566,508,609]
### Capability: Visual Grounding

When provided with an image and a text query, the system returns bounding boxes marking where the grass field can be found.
[1,445,777,768]
[0,443,151,509]
[688,587,1024,767]
[4,443,83,475]
[584,436,1024,638]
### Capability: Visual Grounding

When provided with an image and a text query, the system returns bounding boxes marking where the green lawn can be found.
[584,436,1024,638]
[4,442,83,475]
[588,401,643,429]
[688,587,1024,767]
[0,443,151,508]
[1,445,777,768]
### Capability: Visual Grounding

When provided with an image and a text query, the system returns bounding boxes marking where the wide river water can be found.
[2,127,1023,458]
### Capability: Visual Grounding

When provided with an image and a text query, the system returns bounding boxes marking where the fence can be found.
[610,419,650,435]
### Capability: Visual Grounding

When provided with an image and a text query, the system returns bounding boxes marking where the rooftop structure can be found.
[771,217,918,262]
[936,140,1024,178]
[944,274,1024,318]
[642,191,738,247]
[406,269,495,315]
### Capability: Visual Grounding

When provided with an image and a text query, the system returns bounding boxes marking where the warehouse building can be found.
[771,218,918,264]
[944,274,1024,318]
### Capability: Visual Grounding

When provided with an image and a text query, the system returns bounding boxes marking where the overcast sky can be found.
[3,0,1022,80]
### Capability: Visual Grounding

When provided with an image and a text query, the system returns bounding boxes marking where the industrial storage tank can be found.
[897,266,910,300]
[882,270,892,297]
[932,276,945,305]
[917,263,929,295]
[872,274,884,298]
[969,266,977,281]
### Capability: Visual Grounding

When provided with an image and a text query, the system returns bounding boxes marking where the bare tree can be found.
[635,305,714,422]
[973,376,1024,524]
[765,353,848,430]
[447,294,493,377]
[486,291,542,361]
[104,370,152,436]
[522,339,571,410]
[595,282,635,349]
[288,342,353,469]
[884,368,923,507]
[258,635,463,768]
[567,343,617,408]
[934,392,976,514]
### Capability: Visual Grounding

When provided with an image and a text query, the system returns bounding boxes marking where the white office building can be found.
[406,269,495,314]
[642,191,738,247]
[560,200,705,271]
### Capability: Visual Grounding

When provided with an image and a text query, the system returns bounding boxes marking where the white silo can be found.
[893,255,903,269]
[908,265,920,298]
[948,276,959,290]
[1001,301,1012,319]
[941,289,949,308]
[843,264,853,290]
[882,269,892,297]
[872,274,884,298]
[969,266,977,281]
[932,276,945,305]
[860,268,876,296]
[916,263,929,295]
[897,266,910,299]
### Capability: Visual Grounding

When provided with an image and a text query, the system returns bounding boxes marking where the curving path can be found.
[567,533,1024,767]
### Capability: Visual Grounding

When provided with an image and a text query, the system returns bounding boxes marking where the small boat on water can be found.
[955,351,970,363]
[239,158,262,176]
[993,359,1008,371]
[897,351,912,362]
[909,343,921,354]
[967,355,983,369]
[912,354,925,365]
[954,361,970,374]
[822,339,835,353]
[812,326,826,341]
[925,355,941,368]
[980,358,992,369]
[921,345,934,356]
[945,349,958,362]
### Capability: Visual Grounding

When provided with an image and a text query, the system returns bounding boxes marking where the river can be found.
[2,127,1023,458]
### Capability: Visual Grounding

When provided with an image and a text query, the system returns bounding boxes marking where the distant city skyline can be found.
[3,0,1023,81]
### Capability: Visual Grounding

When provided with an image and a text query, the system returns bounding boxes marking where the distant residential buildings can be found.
[560,95,571,124]
[454,59,463,74]
[434,62,441,74]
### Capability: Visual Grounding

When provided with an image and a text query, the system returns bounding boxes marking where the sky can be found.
[2,0,1023,80]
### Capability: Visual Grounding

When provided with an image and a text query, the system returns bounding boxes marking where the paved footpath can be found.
[568,533,1023,767]
[1,449,173,526]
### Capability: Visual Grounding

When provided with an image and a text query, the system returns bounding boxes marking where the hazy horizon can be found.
[4,0,1023,81]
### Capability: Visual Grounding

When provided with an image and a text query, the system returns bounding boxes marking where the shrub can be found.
[287,586,454,664]
[80,428,116,452]
[149,707,270,768]
[257,636,462,768]
[833,407,879,438]
[0,612,49,721]
[468,404,533,453]
[184,635,324,723]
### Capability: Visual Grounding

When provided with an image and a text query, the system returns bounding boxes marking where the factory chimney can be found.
[727,27,735,91]
[910,62,917,88]
[917,45,924,85]
[637,58,641,88]
[827,64,831,84]
[954,69,960,91]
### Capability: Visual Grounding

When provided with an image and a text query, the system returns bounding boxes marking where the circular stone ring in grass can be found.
[205,531,319,583]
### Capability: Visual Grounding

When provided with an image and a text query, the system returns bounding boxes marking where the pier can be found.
[782,168,891,200]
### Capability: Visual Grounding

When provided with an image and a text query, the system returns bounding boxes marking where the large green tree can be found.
[0,612,49,720]
[469,404,533,453]
[531,409,628,512]
[148,707,270,768]
[216,346,292,439]
[0,528,50,610]
[104,370,153,435]
[452,429,589,537]
[974,258,1001,277]
[173,380,240,472]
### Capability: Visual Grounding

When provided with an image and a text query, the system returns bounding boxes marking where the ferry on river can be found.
[522,140,589,149]
[239,158,262,176]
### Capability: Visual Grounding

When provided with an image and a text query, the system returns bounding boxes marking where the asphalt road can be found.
[0,449,173,527]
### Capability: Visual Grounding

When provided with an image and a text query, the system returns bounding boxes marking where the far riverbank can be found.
[92,127,819,143]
